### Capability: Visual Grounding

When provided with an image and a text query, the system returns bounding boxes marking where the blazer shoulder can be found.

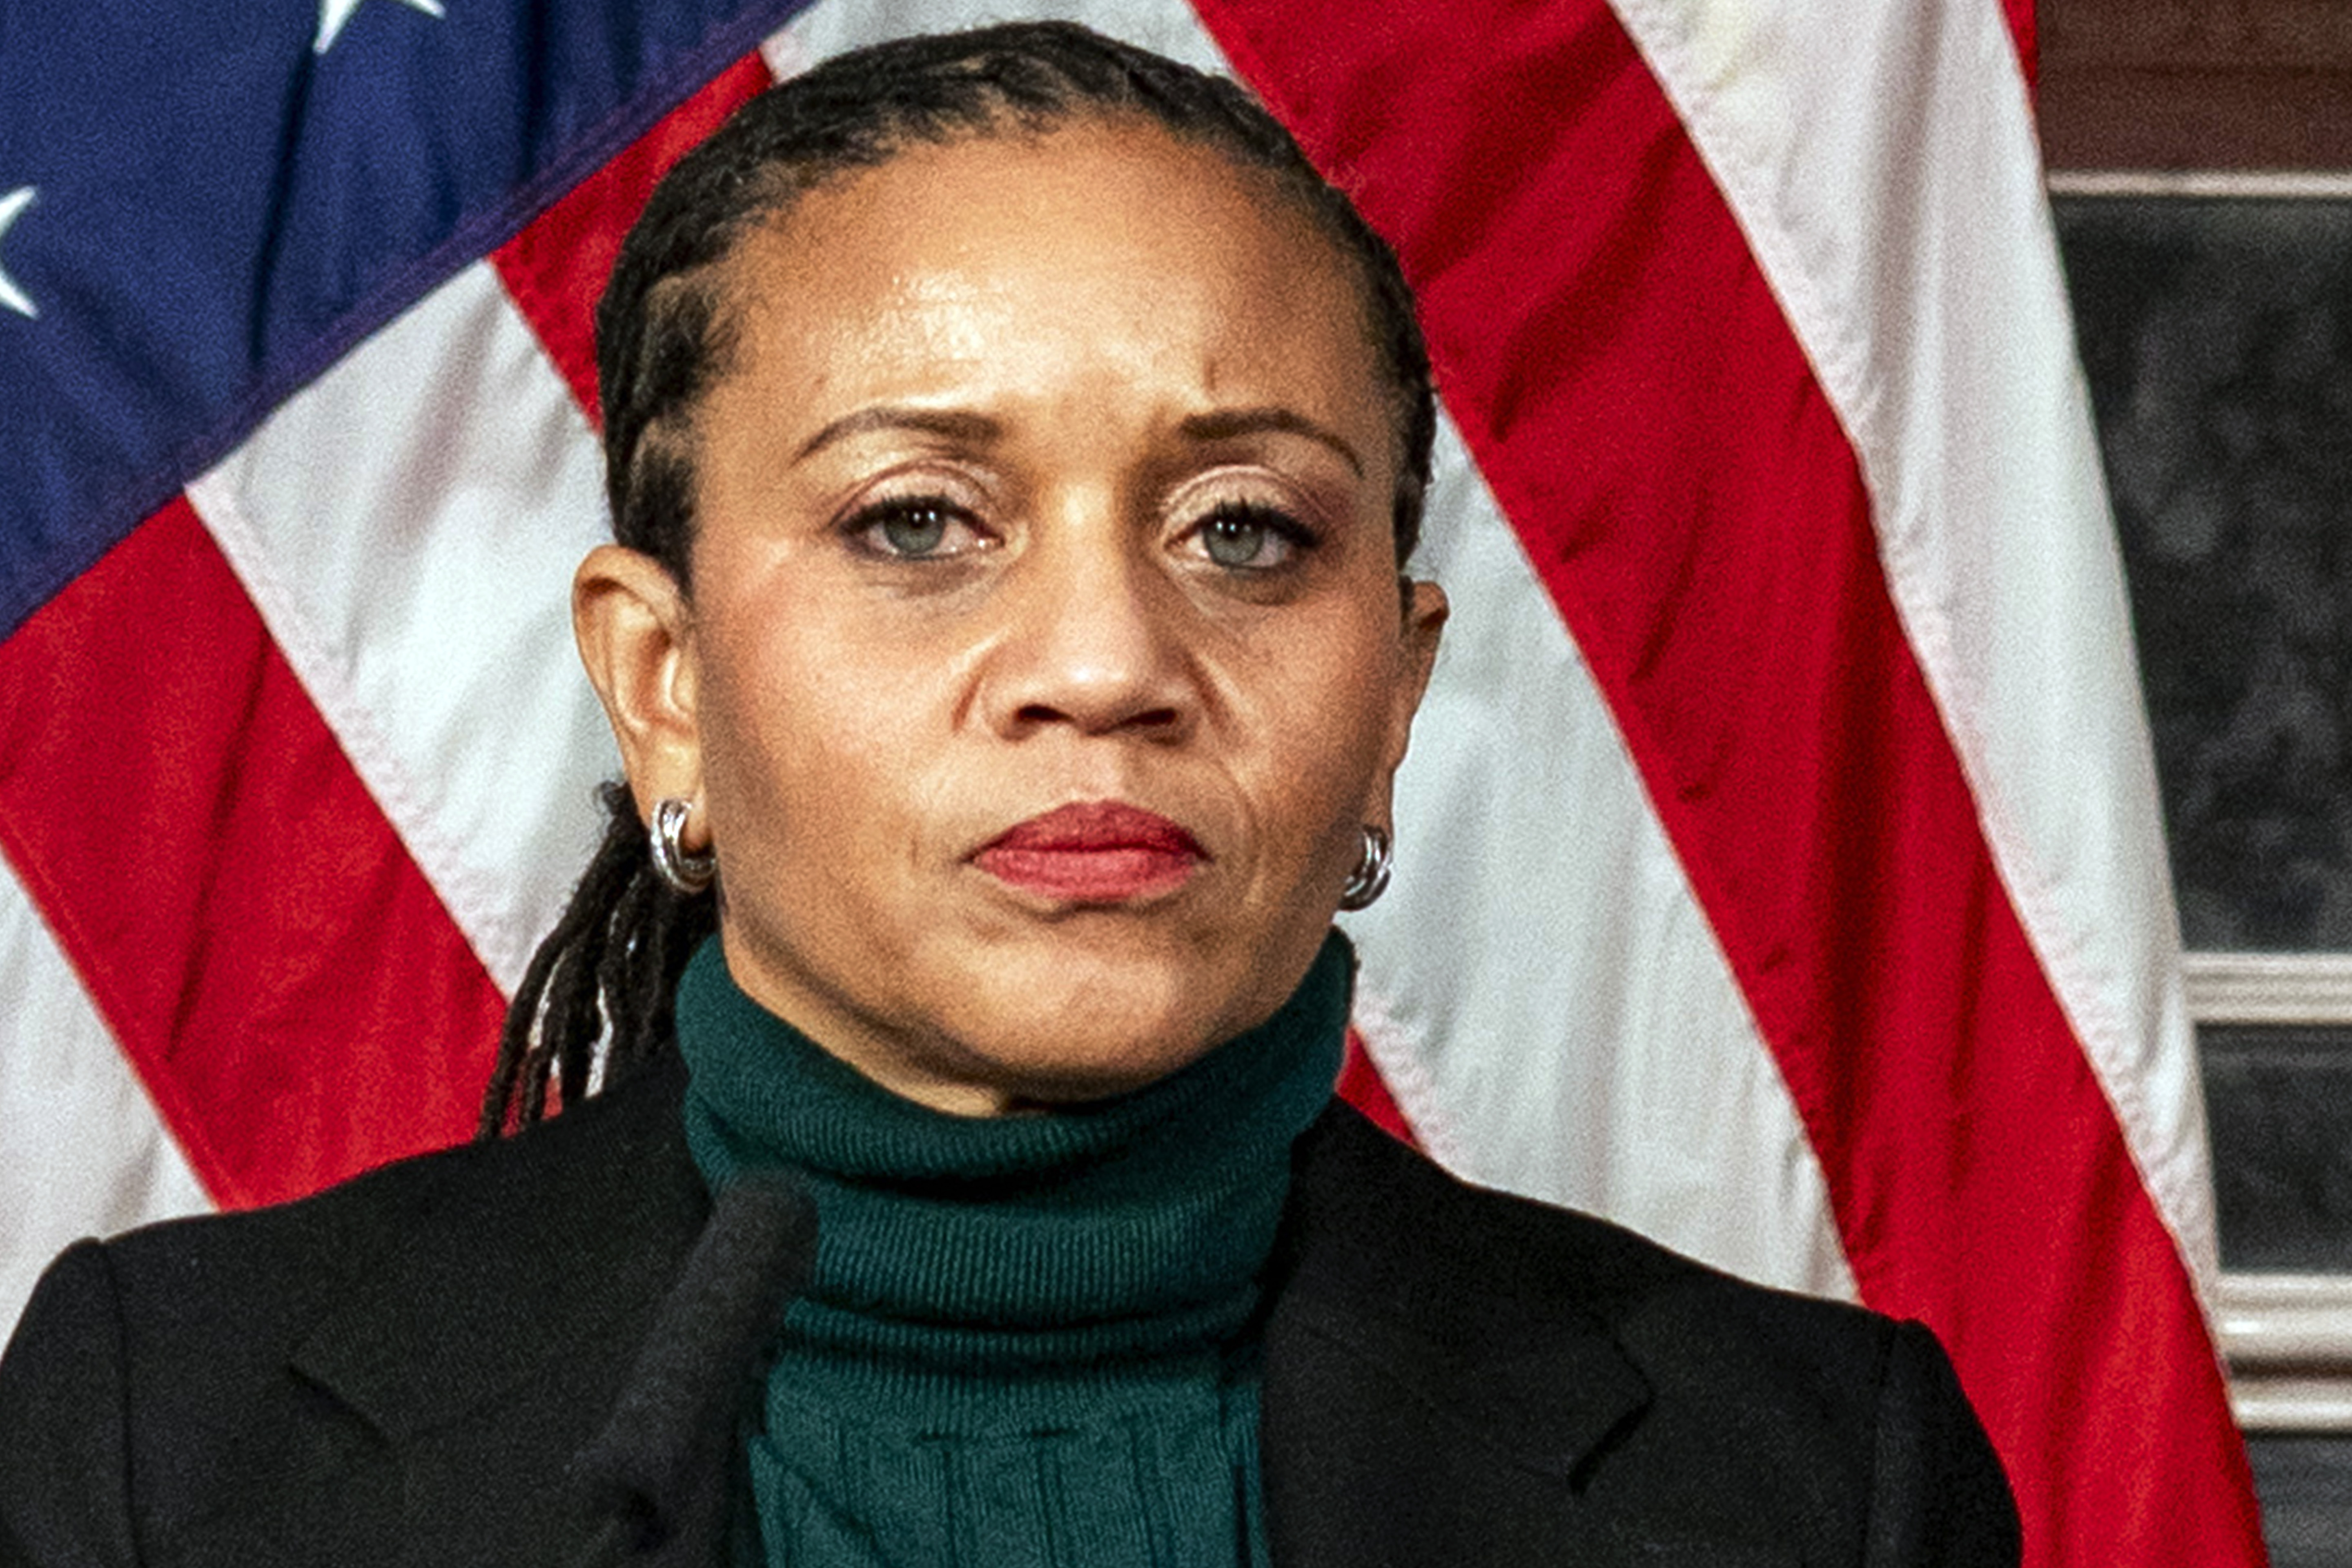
[1277,1104,2019,1566]
[1285,1100,1848,1332]
[0,1058,705,1565]
[0,1239,140,1566]
[84,1054,699,1329]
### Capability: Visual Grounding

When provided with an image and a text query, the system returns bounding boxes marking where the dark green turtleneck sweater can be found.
[675,933,1352,1568]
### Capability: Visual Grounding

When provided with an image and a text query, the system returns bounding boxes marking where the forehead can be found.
[709,119,1382,421]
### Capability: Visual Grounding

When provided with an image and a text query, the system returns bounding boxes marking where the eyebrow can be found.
[795,407,1005,462]
[792,402,1366,476]
[1177,407,1365,477]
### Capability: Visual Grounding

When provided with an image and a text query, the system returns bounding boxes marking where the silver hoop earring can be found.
[649,797,716,895]
[1337,825,1393,912]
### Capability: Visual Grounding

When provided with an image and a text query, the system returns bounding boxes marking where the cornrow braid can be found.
[482,20,1436,1137]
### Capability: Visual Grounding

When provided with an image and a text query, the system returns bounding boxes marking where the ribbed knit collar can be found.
[675,932,1351,1426]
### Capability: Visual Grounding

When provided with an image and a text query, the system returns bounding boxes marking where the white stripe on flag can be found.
[1608,0,2217,1293]
[186,263,619,997]
[0,862,210,1332]
[1348,423,1858,1298]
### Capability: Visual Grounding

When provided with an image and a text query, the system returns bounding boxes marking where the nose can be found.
[979,514,1199,743]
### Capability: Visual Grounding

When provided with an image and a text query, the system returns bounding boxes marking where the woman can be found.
[0,22,2018,1567]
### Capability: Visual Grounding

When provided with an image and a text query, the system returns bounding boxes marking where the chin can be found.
[964,982,1225,1098]
[739,898,1331,1112]
[927,938,1275,1102]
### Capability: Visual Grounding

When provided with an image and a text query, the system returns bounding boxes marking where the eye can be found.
[1191,501,1314,572]
[846,496,989,560]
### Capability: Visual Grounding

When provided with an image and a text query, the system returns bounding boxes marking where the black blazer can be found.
[0,1057,2018,1567]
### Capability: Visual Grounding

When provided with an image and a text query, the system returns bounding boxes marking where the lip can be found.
[973,800,1208,904]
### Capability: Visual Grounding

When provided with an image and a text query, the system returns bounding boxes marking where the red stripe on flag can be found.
[492,52,775,425]
[1194,1,2257,1562]
[2000,0,2036,97]
[0,500,505,1210]
[1337,1027,1419,1147]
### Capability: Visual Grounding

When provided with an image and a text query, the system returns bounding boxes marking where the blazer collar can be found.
[289,1056,710,1446]
[1268,1103,1653,1472]
[1260,1105,1659,1568]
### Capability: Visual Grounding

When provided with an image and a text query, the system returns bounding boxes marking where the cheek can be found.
[1232,613,1402,842]
[695,617,921,861]
[696,586,1011,955]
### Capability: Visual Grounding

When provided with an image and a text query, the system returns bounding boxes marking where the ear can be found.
[1363,577,1448,829]
[573,544,705,837]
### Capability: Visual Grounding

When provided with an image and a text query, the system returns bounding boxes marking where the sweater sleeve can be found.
[1862,1320,2022,1568]
[0,1241,141,1568]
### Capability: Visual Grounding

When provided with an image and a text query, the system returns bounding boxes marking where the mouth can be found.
[973,800,1208,904]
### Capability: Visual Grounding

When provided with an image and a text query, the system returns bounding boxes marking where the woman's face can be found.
[578,118,1445,1114]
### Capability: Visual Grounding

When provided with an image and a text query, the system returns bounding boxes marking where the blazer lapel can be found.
[1261,1106,1659,1568]
[279,1059,716,1568]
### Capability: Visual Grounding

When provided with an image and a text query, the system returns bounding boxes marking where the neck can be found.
[673,931,1354,1421]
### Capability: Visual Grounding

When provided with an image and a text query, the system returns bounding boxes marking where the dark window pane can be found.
[2057,197,2352,951]
[2247,1434,2352,1568]
[2201,1023,2352,1271]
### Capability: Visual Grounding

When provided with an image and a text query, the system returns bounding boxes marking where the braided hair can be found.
[479,20,1438,1137]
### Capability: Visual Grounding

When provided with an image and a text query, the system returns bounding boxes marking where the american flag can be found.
[0,0,2266,1563]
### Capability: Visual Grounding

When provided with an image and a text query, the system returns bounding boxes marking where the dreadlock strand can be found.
[480,784,706,1136]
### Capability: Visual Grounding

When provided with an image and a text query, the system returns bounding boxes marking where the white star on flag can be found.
[0,187,36,321]
[315,0,446,55]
